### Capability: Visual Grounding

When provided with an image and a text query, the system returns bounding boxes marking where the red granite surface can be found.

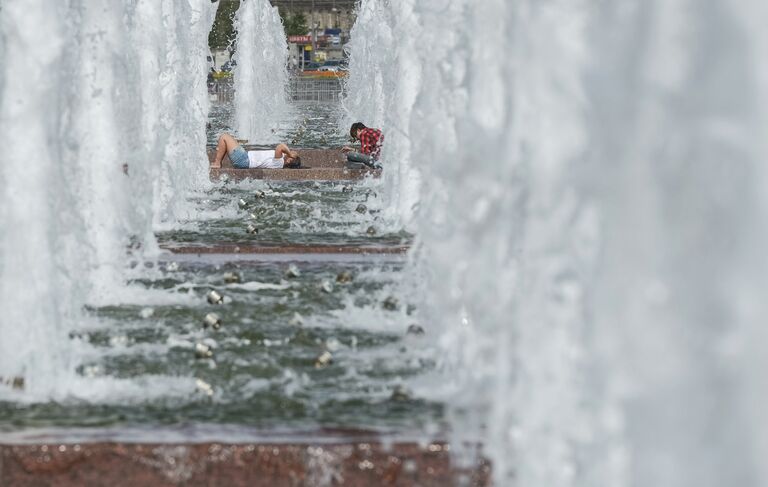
[0,441,490,486]
[208,148,380,181]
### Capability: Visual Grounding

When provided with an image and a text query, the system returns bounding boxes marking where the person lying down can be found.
[212,133,302,169]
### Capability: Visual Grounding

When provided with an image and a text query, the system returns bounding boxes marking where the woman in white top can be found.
[212,133,302,169]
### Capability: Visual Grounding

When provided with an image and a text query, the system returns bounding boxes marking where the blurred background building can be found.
[208,0,357,71]
[270,0,357,66]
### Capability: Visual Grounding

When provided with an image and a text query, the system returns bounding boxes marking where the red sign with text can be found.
[288,35,312,43]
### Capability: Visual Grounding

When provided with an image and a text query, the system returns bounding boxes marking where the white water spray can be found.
[343,0,421,228]
[347,0,768,485]
[0,0,216,396]
[233,0,288,143]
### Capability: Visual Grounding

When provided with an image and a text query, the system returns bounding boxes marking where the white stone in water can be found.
[139,307,154,319]
[336,271,353,283]
[195,342,214,359]
[407,324,425,336]
[254,190,266,199]
[285,264,301,278]
[315,350,333,368]
[223,272,241,283]
[0,376,25,390]
[325,337,341,352]
[165,262,179,272]
[246,223,259,234]
[238,198,248,209]
[342,185,353,193]
[195,378,214,397]
[289,312,304,327]
[207,290,224,305]
[203,312,222,330]
[382,296,399,311]
[320,280,333,293]
[390,385,410,401]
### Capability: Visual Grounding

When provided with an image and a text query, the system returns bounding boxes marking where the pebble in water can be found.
[195,378,214,397]
[284,264,301,278]
[406,324,425,336]
[315,350,333,368]
[320,280,334,293]
[341,185,353,193]
[390,385,410,401]
[165,262,179,272]
[207,290,224,305]
[336,271,353,283]
[366,226,377,236]
[382,296,400,311]
[203,313,222,330]
[355,204,367,214]
[238,198,248,209]
[223,272,241,283]
[195,343,214,359]
[246,223,259,234]
[254,190,266,199]
[289,312,304,327]
[0,376,24,390]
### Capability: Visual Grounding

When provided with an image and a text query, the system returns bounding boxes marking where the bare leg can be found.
[213,133,240,167]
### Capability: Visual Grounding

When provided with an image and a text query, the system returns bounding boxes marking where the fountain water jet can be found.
[233,0,288,144]
[0,0,217,397]
[346,0,768,485]
[342,0,422,230]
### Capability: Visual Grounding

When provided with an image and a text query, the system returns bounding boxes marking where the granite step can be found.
[208,148,379,181]
[160,244,409,255]
[0,439,490,486]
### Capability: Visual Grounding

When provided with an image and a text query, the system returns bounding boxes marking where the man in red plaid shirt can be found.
[342,122,383,169]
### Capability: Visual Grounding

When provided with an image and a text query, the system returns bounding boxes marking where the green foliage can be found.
[208,0,241,50]
[279,8,309,36]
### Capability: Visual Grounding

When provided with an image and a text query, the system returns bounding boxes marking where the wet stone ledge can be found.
[207,148,380,181]
[0,441,490,486]
[210,167,379,182]
[160,244,410,255]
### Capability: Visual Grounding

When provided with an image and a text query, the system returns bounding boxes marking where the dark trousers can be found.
[346,152,374,167]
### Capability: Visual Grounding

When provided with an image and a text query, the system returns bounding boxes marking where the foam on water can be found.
[233,0,288,143]
[345,0,768,485]
[0,0,216,395]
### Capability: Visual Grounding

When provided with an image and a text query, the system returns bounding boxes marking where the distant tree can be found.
[209,0,240,50]
[279,8,309,36]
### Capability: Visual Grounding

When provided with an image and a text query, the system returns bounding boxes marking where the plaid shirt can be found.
[358,128,383,159]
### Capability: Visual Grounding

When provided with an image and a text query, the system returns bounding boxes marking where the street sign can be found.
[288,35,312,43]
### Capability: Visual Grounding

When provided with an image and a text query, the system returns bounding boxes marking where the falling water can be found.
[346,0,768,485]
[342,0,421,228]
[0,0,216,397]
[233,0,288,143]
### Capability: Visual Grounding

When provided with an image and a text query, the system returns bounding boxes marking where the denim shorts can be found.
[229,146,249,169]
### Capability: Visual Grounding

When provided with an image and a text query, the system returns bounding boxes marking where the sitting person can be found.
[342,122,383,169]
[212,133,301,169]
